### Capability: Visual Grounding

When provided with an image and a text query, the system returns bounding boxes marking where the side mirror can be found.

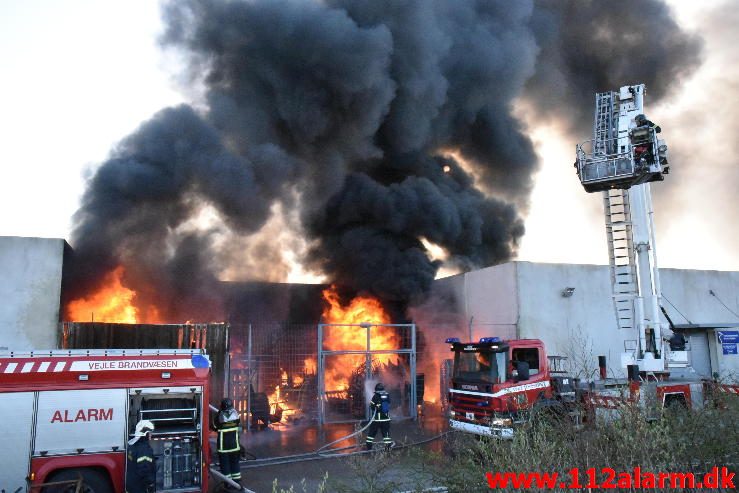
[655,126,661,133]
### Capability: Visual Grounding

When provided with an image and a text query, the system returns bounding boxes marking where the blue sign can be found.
[718,331,739,355]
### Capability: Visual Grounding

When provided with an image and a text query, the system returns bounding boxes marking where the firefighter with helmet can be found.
[365,382,393,450]
[216,397,242,488]
[635,113,661,133]
[126,420,156,493]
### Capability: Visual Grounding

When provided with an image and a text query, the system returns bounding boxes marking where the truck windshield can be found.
[453,350,507,384]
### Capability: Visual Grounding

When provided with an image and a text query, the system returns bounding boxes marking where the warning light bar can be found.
[479,337,501,343]
[445,337,461,343]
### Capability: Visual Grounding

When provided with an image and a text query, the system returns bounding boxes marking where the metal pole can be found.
[365,324,372,422]
[224,324,231,403]
[644,183,665,361]
[317,323,324,425]
[246,324,252,433]
[410,323,417,419]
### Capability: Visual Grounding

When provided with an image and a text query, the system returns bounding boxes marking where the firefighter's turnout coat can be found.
[370,390,391,422]
[126,438,156,493]
[366,390,392,449]
[216,407,242,482]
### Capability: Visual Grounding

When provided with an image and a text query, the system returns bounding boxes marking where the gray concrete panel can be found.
[0,236,65,350]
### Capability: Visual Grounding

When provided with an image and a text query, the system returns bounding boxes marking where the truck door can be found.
[0,392,35,492]
[511,347,541,381]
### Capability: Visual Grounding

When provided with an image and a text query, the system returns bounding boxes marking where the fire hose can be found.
[209,466,255,493]
[315,408,378,453]
[210,404,449,471]
[228,409,379,470]
[239,429,449,469]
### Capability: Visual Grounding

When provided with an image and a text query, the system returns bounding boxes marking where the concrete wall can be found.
[516,262,624,378]
[660,268,739,379]
[0,237,65,350]
[464,262,519,342]
[660,268,739,326]
[514,263,739,379]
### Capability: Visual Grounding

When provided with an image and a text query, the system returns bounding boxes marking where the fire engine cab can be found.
[0,349,211,493]
[446,337,573,438]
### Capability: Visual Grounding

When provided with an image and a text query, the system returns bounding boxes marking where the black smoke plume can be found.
[62,0,701,320]
[525,0,702,133]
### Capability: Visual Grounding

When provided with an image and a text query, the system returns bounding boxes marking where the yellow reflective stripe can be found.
[217,426,240,452]
[374,417,390,421]
[217,428,240,449]
[137,456,153,463]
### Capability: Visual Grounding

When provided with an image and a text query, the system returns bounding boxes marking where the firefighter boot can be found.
[231,472,243,491]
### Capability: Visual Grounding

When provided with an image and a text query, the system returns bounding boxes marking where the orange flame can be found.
[66,266,161,323]
[320,285,399,391]
[67,266,138,323]
[267,368,298,421]
[321,286,391,326]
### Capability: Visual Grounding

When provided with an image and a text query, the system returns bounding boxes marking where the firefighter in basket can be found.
[126,420,156,493]
[216,398,243,489]
[365,382,393,450]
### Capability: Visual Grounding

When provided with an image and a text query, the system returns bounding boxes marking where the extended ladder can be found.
[603,188,638,331]
[594,91,617,155]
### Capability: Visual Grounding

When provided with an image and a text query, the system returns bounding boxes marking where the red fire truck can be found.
[446,337,739,438]
[446,337,572,438]
[0,349,211,492]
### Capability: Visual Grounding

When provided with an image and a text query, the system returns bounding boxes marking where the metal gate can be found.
[317,323,416,424]
[227,324,318,431]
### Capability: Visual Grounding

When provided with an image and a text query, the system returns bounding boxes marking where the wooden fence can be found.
[59,322,229,408]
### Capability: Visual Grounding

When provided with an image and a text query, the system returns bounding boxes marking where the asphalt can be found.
[209,411,449,493]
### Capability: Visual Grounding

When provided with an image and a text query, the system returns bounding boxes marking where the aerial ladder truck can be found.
[574,83,672,376]
[574,83,739,411]
[445,84,737,439]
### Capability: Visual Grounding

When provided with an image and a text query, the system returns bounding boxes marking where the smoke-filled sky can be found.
[1,0,737,315]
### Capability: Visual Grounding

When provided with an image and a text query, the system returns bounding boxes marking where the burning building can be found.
[4,0,708,426]
[59,274,424,427]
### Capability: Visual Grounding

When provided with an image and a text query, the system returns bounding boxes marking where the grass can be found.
[268,390,739,492]
[426,391,739,492]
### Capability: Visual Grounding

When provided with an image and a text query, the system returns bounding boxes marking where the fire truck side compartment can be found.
[35,389,127,456]
[128,387,204,491]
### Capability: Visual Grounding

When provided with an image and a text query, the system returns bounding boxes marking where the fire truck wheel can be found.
[530,400,567,428]
[42,468,112,493]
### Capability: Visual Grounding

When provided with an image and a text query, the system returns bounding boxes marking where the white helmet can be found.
[128,419,155,445]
